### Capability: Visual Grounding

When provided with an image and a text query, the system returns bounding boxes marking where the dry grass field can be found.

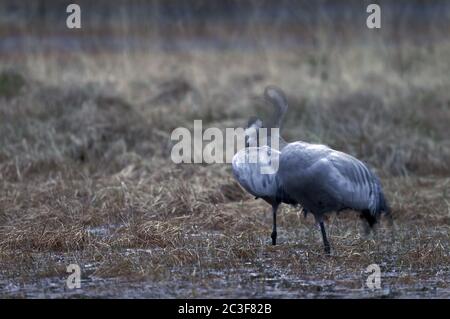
[0,1,449,298]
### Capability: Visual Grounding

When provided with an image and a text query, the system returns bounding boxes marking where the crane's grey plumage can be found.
[232,146,280,199]
[232,145,296,245]
[232,86,391,254]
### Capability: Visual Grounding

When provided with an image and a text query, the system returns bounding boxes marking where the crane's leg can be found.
[302,208,308,219]
[271,202,279,245]
[319,221,331,255]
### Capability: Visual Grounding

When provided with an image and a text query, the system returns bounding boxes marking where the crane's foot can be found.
[271,231,277,245]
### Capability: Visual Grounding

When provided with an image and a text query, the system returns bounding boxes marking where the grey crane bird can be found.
[232,86,391,254]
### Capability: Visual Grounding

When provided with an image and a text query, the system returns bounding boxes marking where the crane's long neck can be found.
[264,86,289,150]
[273,104,287,131]
[268,130,287,151]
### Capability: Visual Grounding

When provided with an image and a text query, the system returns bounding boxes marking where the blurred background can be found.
[1,0,449,51]
[0,0,449,298]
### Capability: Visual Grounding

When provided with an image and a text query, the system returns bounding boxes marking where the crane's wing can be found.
[326,151,382,214]
[279,142,388,215]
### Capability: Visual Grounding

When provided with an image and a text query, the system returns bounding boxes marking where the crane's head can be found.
[245,116,263,148]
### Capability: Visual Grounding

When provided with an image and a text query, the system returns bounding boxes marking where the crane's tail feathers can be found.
[379,191,391,215]
[378,191,394,226]
[364,191,390,229]
[360,210,377,229]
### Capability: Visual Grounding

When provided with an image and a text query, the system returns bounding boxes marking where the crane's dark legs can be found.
[302,208,308,219]
[319,221,331,254]
[271,202,279,245]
